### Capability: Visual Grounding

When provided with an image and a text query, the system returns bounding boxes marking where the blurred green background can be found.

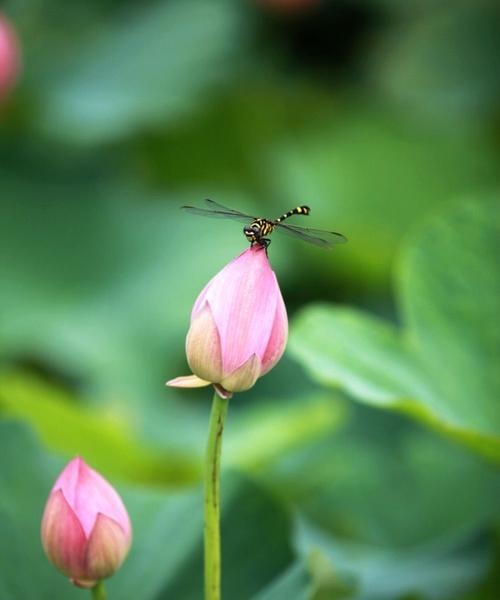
[1,0,499,598]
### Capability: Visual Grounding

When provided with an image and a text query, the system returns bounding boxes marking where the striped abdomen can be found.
[275,206,311,223]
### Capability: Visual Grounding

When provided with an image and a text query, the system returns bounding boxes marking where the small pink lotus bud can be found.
[0,14,20,98]
[41,457,132,589]
[168,245,288,393]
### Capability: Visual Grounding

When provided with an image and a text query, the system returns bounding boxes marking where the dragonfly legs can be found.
[250,238,271,255]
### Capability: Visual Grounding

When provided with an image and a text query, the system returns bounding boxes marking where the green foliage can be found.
[371,1,500,118]
[262,411,500,547]
[0,372,200,485]
[290,198,500,460]
[254,551,353,600]
[297,518,493,600]
[257,400,500,599]
[33,0,244,144]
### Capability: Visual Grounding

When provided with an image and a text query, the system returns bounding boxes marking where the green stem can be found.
[91,581,107,600]
[204,390,229,600]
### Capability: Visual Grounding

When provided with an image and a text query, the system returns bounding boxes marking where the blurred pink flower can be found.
[0,14,20,98]
[255,0,320,15]
[167,245,288,393]
[41,457,132,589]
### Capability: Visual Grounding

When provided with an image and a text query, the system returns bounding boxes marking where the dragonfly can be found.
[181,199,347,250]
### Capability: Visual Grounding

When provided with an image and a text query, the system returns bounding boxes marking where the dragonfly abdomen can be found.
[275,206,310,223]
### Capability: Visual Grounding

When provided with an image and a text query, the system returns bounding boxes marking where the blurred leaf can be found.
[289,198,500,459]
[226,394,346,470]
[371,1,500,119]
[131,83,338,192]
[0,371,200,485]
[398,198,499,439]
[457,527,500,600]
[296,518,493,600]
[35,0,244,144]
[253,560,313,600]
[261,405,500,548]
[253,550,354,600]
[307,550,356,600]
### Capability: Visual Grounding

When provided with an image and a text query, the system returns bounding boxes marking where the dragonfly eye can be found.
[244,226,258,235]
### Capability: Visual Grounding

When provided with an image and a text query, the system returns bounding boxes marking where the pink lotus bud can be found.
[0,14,20,98]
[41,457,132,589]
[168,245,288,393]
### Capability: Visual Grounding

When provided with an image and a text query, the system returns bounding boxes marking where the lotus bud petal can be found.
[41,457,131,588]
[186,303,223,383]
[0,14,20,98]
[168,245,288,393]
[220,354,261,392]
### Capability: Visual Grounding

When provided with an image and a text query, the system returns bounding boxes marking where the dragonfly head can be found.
[244,225,259,242]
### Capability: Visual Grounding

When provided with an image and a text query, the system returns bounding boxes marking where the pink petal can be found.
[84,514,130,582]
[203,246,279,374]
[186,302,223,382]
[191,248,257,320]
[0,15,19,97]
[260,285,288,375]
[191,273,217,319]
[52,457,130,539]
[41,489,87,580]
[166,374,211,388]
[221,354,262,392]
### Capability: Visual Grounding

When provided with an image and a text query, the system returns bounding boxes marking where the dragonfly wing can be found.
[275,223,348,248]
[202,198,251,215]
[182,201,254,224]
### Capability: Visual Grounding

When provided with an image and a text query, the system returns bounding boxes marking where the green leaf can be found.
[399,198,500,437]
[255,402,500,598]
[289,198,500,459]
[35,0,244,144]
[0,371,200,486]
[225,394,347,471]
[296,518,493,600]
[261,411,500,547]
[253,551,353,600]
[371,3,500,119]
[252,560,313,600]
